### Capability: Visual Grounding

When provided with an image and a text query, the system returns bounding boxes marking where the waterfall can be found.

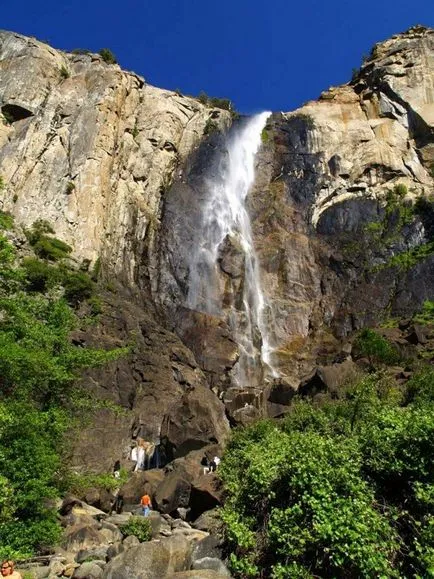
[187,112,277,386]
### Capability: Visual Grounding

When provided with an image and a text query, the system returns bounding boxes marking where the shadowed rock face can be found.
[0,27,433,461]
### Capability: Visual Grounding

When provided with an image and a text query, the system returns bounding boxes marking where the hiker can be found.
[201,454,211,475]
[141,493,152,517]
[110,487,124,515]
[1,560,22,578]
[108,460,124,514]
[209,456,221,472]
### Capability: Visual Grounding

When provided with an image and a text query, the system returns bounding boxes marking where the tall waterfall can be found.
[187,112,277,386]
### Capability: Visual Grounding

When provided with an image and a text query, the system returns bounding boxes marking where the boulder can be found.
[192,510,224,536]
[123,535,140,548]
[405,324,428,345]
[119,470,165,505]
[299,359,358,398]
[154,473,192,515]
[192,557,231,577]
[102,534,192,578]
[148,511,171,537]
[74,561,104,578]
[99,520,123,543]
[106,542,124,561]
[104,513,132,526]
[191,535,224,562]
[19,566,50,578]
[63,523,104,553]
[76,546,109,564]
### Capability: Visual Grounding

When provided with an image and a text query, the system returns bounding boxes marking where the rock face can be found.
[1,27,434,460]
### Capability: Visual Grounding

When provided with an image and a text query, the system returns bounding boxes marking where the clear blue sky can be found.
[1,0,433,113]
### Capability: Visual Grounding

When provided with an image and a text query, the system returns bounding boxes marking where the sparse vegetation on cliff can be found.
[99,48,117,64]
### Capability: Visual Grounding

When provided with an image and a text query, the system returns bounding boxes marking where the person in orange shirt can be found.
[140,493,152,517]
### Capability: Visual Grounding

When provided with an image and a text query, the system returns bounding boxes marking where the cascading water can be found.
[187,112,278,387]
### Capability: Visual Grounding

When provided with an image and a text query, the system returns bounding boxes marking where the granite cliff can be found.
[0,26,433,471]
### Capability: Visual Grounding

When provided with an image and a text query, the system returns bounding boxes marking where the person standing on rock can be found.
[1,560,22,578]
[209,456,221,472]
[140,493,152,517]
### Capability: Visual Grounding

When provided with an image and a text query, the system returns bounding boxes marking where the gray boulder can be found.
[74,561,104,578]
[102,534,192,578]
[192,557,231,577]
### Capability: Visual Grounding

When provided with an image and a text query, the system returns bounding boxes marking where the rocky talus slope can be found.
[0,26,433,469]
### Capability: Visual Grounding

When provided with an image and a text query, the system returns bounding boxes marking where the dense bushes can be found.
[220,370,434,577]
[25,219,72,261]
[0,233,126,559]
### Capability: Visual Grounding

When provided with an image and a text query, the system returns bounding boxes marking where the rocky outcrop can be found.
[1,26,434,452]
[69,290,229,472]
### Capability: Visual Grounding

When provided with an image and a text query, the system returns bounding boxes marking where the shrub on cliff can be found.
[99,48,117,64]
[354,328,400,366]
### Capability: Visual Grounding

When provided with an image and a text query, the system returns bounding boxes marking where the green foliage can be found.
[261,128,269,143]
[354,328,400,366]
[120,516,152,542]
[25,220,73,262]
[65,181,75,194]
[204,118,218,135]
[25,220,54,245]
[393,183,408,198]
[0,232,128,558]
[22,258,59,292]
[0,174,5,190]
[405,367,434,405]
[34,236,73,261]
[413,300,434,325]
[197,90,235,114]
[384,241,434,271]
[0,211,14,231]
[220,371,434,578]
[294,113,314,128]
[59,65,70,79]
[67,468,128,495]
[2,110,14,125]
[99,48,117,64]
[62,270,94,305]
[91,257,101,281]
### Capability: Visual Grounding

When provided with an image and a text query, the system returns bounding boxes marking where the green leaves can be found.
[220,373,434,577]
[0,229,128,557]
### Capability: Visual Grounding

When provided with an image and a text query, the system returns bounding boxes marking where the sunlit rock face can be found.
[0,30,232,287]
[0,26,433,450]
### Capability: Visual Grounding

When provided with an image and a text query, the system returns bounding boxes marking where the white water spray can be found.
[187,112,278,386]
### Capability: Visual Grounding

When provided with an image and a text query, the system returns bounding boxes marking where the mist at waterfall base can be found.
[186,112,278,389]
